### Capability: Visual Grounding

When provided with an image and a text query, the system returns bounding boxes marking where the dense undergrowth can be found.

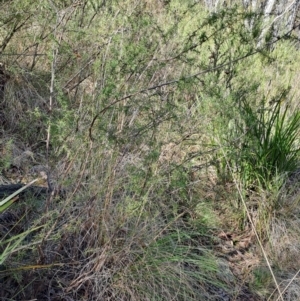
[1,1,300,300]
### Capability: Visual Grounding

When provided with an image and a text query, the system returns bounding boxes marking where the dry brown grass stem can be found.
[47,10,59,160]
[219,143,284,301]
[40,140,93,247]
[268,268,300,301]
[149,210,187,246]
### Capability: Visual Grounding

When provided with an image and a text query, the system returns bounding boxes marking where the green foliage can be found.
[0,226,41,266]
[0,198,16,214]
[0,179,41,213]
[1,0,300,299]
[237,95,300,188]
[250,266,274,296]
[0,140,13,171]
[116,230,222,301]
[215,87,300,189]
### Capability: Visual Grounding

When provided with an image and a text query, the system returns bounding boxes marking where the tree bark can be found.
[202,0,300,47]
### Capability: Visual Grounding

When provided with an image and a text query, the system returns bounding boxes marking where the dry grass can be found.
[1,1,300,300]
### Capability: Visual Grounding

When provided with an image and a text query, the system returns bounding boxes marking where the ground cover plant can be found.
[1,0,300,300]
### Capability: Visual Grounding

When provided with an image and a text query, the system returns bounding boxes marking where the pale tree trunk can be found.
[258,0,300,47]
[202,0,300,48]
[203,0,228,11]
[203,0,214,11]
[257,0,277,47]
[272,0,300,37]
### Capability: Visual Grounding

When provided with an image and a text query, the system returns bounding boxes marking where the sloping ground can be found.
[1,2,300,299]
[0,120,293,301]
[0,146,264,301]
[2,131,300,300]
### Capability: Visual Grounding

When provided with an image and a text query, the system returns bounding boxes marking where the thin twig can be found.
[272,268,300,301]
